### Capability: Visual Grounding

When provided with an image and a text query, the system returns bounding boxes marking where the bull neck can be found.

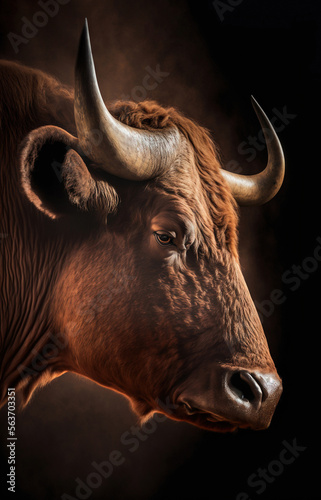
[0,201,72,408]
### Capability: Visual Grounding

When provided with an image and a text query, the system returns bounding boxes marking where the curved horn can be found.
[221,97,285,205]
[74,20,180,181]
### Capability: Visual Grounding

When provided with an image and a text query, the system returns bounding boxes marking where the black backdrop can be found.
[0,1,319,499]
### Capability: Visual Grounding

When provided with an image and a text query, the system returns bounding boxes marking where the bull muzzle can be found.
[175,366,283,431]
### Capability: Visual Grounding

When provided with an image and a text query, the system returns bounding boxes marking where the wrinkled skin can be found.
[0,61,282,432]
[53,182,279,432]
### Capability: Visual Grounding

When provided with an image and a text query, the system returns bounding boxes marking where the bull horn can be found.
[74,20,180,181]
[221,97,285,205]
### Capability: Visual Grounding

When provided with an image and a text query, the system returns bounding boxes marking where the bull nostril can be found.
[230,372,255,402]
[228,371,263,406]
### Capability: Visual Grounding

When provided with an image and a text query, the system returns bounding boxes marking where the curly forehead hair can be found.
[111,100,239,259]
[0,60,238,259]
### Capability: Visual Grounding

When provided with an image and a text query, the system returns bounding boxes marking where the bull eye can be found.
[154,231,175,247]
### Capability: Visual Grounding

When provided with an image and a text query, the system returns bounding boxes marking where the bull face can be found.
[18,22,284,432]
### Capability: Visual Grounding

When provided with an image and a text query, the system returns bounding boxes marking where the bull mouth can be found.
[172,405,248,433]
[187,413,239,433]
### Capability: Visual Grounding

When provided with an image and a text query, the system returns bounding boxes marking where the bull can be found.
[0,21,284,432]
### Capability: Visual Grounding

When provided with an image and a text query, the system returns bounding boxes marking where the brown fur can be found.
[111,100,239,259]
[0,61,279,431]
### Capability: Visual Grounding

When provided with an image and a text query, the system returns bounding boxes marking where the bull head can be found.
[14,21,285,432]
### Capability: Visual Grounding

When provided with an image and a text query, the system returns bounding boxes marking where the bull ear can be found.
[19,125,118,218]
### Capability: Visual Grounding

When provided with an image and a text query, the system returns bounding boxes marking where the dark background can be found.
[0,0,319,499]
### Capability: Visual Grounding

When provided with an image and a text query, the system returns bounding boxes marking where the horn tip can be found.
[250,95,261,111]
[81,18,90,42]
[76,18,94,79]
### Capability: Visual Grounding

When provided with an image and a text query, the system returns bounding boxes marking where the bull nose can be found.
[224,369,283,429]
